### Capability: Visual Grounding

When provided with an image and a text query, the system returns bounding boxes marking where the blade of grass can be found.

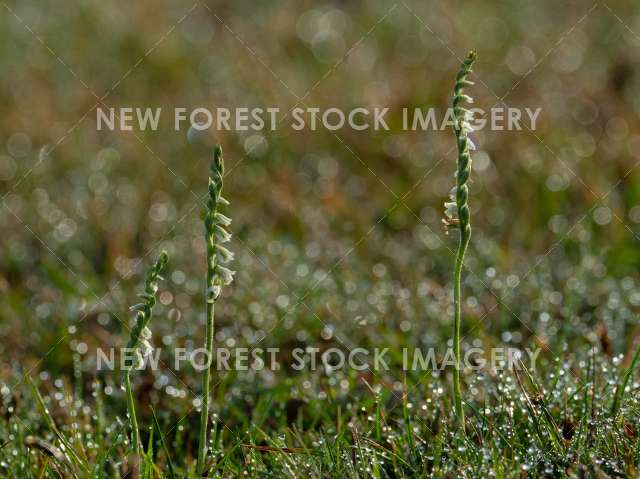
[519,361,564,449]
[513,366,563,455]
[151,407,177,479]
[27,375,88,475]
[611,338,640,417]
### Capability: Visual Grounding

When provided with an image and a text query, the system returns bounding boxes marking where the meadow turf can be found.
[1,215,639,477]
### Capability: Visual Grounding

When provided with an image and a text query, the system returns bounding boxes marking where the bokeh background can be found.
[1,0,640,433]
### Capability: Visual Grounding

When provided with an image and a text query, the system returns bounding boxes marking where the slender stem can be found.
[125,371,140,457]
[197,298,215,474]
[453,230,469,433]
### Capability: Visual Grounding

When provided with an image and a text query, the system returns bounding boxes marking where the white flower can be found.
[461,121,474,134]
[206,284,221,303]
[215,225,232,243]
[466,138,477,151]
[129,303,146,312]
[134,349,146,369]
[215,212,232,226]
[140,339,153,356]
[141,326,152,340]
[444,201,458,220]
[216,265,235,285]
[216,245,234,263]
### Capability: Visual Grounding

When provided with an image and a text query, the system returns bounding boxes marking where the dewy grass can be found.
[197,145,235,475]
[444,50,477,432]
[611,339,640,417]
[122,251,168,457]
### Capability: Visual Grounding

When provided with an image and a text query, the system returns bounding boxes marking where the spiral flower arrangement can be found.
[445,50,477,433]
[123,250,168,457]
[197,145,235,475]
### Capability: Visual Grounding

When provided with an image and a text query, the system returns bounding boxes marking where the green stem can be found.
[197,299,215,475]
[125,371,140,458]
[453,230,469,433]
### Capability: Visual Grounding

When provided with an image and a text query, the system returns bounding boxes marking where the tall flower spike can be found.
[448,50,476,434]
[452,51,477,244]
[204,145,235,303]
[125,250,168,367]
[198,145,235,475]
[122,250,168,458]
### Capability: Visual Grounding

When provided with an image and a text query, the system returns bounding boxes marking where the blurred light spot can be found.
[243,134,268,157]
[372,263,387,278]
[506,274,520,288]
[346,43,376,72]
[551,37,585,73]
[98,147,120,163]
[382,135,407,158]
[297,9,323,43]
[473,150,491,172]
[160,291,173,305]
[505,46,536,75]
[606,117,628,141]
[399,320,411,332]
[7,133,31,158]
[549,214,568,233]
[571,99,598,126]
[276,295,289,309]
[0,155,17,181]
[545,174,568,191]
[573,133,596,157]
[54,218,77,242]
[88,173,109,194]
[187,124,208,145]
[312,29,345,63]
[317,156,339,179]
[321,325,333,340]
[593,206,611,225]
[629,205,640,223]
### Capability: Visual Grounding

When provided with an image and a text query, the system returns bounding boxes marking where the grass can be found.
[611,339,640,418]
[12,352,640,477]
